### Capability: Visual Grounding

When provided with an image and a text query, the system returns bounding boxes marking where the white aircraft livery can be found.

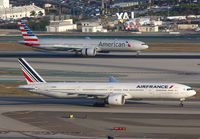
[18,58,196,107]
[17,20,148,56]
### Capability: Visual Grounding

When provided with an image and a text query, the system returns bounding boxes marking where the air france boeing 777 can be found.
[18,58,196,107]
[17,20,148,56]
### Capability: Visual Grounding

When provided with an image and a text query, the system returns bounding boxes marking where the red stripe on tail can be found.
[23,71,34,83]
[24,39,38,41]
[25,43,40,46]
[20,29,26,32]
[22,34,29,36]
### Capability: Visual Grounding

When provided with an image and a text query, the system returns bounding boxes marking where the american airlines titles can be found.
[137,85,170,89]
[98,41,126,47]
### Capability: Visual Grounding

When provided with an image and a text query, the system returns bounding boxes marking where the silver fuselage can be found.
[22,38,149,52]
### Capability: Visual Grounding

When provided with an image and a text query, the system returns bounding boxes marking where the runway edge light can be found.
[70,114,74,118]
[113,127,126,130]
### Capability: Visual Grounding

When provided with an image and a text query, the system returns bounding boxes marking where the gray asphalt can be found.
[0,97,200,139]
[1,51,200,59]
[1,56,200,83]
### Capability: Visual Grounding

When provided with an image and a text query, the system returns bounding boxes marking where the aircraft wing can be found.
[48,90,109,97]
[48,90,128,99]
[44,45,100,56]
[68,92,109,97]
[44,46,82,52]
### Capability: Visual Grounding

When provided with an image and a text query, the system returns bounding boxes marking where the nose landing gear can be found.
[179,98,185,107]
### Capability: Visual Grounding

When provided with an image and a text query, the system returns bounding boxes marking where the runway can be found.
[1,51,200,59]
[0,97,200,139]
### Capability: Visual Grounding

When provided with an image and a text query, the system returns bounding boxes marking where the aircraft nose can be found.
[188,90,196,97]
[143,44,149,49]
[191,90,196,97]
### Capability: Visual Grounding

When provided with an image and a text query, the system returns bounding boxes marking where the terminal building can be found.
[46,19,77,32]
[82,22,108,33]
[0,0,45,20]
[0,0,9,8]
[177,24,199,30]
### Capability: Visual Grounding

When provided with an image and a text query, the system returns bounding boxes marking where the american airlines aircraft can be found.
[18,58,196,107]
[17,20,148,56]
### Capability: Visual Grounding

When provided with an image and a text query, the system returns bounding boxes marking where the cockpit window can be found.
[142,44,146,45]
[187,88,193,91]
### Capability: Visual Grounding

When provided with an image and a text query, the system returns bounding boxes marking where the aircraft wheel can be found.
[179,103,183,107]
[179,98,185,107]
[136,51,140,56]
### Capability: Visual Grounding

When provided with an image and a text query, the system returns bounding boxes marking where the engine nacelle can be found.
[107,94,125,105]
[81,48,96,56]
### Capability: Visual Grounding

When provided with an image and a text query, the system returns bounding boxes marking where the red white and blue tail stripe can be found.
[17,20,40,47]
[18,58,46,84]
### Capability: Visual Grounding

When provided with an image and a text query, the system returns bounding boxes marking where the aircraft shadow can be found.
[0,97,181,108]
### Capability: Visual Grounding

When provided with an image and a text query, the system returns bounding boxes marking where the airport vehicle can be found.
[18,58,196,107]
[17,20,148,56]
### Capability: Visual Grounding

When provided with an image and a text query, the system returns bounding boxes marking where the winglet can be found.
[109,76,118,83]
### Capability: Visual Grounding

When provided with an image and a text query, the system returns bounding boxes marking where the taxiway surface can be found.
[0,97,200,139]
[0,56,200,83]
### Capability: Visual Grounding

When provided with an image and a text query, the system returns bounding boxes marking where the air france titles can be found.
[98,41,126,48]
[137,85,169,89]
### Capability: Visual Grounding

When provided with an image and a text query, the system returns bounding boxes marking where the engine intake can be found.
[107,93,125,105]
[81,48,96,56]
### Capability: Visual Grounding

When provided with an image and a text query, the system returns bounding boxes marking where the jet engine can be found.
[81,48,96,56]
[107,94,125,105]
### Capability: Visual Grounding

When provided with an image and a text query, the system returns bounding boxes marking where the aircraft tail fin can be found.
[17,20,40,47]
[18,58,46,84]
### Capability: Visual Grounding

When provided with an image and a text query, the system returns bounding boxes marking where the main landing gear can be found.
[179,98,185,107]
[136,51,141,56]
